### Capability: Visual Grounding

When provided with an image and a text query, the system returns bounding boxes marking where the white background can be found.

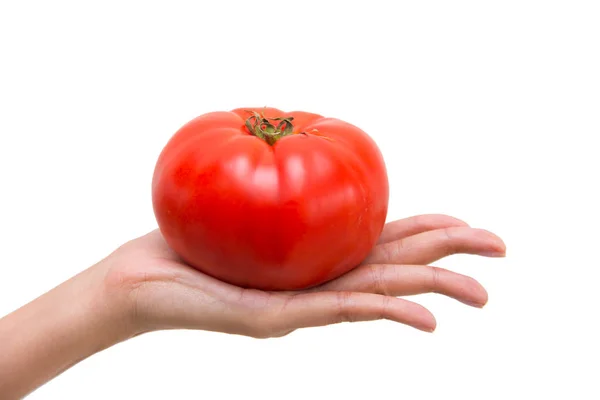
[1,1,599,399]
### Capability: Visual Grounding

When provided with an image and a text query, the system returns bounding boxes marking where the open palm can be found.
[104,214,505,338]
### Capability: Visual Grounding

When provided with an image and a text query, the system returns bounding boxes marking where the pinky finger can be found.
[271,292,437,334]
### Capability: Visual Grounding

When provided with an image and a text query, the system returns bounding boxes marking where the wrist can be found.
[83,261,141,344]
[0,263,137,398]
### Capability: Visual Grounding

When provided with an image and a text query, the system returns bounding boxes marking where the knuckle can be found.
[380,295,391,319]
[368,264,387,295]
[369,264,390,296]
[335,292,356,323]
[381,239,405,263]
[442,227,457,254]
[429,266,442,292]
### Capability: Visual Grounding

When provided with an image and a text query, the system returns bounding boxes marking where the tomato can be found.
[152,107,389,290]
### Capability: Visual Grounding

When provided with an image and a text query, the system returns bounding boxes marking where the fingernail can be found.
[481,250,506,257]
[464,300,486,308]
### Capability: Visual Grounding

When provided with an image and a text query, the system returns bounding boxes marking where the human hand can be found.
[101,214,506,338]
[0,214,505,398]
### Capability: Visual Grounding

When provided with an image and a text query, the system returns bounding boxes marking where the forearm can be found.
[0,265,133,399]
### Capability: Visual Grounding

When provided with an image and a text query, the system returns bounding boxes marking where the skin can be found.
[0,214,505,399]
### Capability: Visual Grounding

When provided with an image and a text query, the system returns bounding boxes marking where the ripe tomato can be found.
[152,107,389,290]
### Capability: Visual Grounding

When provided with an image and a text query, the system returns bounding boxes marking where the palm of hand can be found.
[104,214,505,338]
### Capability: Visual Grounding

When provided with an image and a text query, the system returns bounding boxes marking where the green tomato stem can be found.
[244,111,295,145]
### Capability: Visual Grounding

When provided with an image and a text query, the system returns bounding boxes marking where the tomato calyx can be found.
[244,111,296,145]
[244,110,335,144]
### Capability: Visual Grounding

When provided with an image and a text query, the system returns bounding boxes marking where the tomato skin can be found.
[152,108,389,291]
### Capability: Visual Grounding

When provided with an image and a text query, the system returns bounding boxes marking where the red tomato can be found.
[152,107,389,290]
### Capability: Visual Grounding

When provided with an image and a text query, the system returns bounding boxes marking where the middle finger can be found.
[318,263,488,307]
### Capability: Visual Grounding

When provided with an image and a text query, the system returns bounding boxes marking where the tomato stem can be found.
[244,111,295,145]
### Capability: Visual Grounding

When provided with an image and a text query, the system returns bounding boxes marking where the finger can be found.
[269,292,436,333]
[365,227,506,266]
[319,264,488,307]
[378,214,469,244]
